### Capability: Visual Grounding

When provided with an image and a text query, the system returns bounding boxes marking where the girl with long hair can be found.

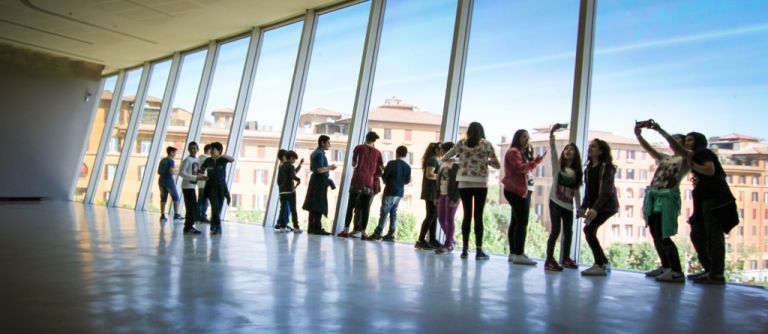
[415,142,442,250]
[502,129,546,265]
[544,124,583,271]
[442,122,500,260]
[580,138,619,276]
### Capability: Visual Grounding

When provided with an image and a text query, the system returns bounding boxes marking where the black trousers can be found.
[459,188,488,249]
[418,199,438,242]
[344,192,374,232]
[208,188,225,232]
[278,192,299,228]
[648,212,682,272]
[308,211,323,233]
[505,190,531,255]
[583,211,615,266]
[182,189,198,231]
[691,200,726,276]
[546,200,573,261]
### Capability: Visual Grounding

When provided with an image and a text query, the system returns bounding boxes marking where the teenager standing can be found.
[442,122,500,260]
[415,142,442,250]
[503,129,546,266]
[179,142,204,234]
[199,142,234,235]
[303,135,337,235]
[580,139,619,276]
[544,124,582,271]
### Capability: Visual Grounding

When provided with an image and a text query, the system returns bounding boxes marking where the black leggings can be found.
[583,211,615,266]
[418,199,438,242]
[690,199,726,276]
[459,188,487,249]
[546,200,573,261]
[505,190,531,255]
[648,212,682,272]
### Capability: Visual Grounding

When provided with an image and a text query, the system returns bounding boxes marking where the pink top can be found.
[501,147,541,198]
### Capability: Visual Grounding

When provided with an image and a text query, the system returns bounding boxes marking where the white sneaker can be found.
[581,264,607,276]
[350,231,362,238]
[645,267,667,277]
[274,227,284,233]
[508,254,518,262]
[513,254,537,266]
[655,270,685,283]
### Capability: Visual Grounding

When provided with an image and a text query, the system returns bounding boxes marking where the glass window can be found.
[105,164,117,181]
[384,128,392,140]
[93,68,144,205]
[73,75,118,201]
[616,168,622,179]
[146,49,208,213]
[199,36,251,155]
[611,225,620,238]
[589,0,768,280]
[624,225,633,237]
[626,149,636,160]
[639,169,648,180]
[626,168,635,180]
[117,60,172,208]
[739,176,746,184]
[461,0,579,254]
[361,0,457,238]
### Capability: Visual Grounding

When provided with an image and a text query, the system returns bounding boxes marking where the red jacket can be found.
[502,147,541,198]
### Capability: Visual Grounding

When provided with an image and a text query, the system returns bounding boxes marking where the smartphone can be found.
[559,123,569,129]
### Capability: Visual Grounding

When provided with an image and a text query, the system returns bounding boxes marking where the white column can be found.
[568,0,598,263]
[136,53,182,211]
[331,0,387,233]
[84,70,126,204]
[440,0,473,143]
[107,62,152,207]
[262,11,318,227]
[186,41,219,144]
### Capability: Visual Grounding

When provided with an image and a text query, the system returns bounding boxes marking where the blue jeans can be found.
[197,188,209,220]
[375,196,401,235]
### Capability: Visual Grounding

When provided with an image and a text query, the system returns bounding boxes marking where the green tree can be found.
[630,242,658,271]
[607,243,631,268]
[579,242,594,265]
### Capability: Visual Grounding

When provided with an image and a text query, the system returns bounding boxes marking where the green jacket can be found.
[643,188,681,239]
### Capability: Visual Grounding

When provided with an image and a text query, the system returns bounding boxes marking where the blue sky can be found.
[118,0,768,145]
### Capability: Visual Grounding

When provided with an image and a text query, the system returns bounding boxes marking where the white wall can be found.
[0,43,104,200]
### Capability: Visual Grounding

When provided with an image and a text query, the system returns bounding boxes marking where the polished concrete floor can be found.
[1,202,766,333]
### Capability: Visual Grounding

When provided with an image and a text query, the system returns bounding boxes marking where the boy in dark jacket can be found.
[370,146,411,241]
[277,150,302,233]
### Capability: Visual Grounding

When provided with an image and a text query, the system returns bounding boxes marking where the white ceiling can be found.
[0,0,344,73]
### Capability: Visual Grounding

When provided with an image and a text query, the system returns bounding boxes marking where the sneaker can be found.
[293,227,303,234]
[350,231,362,239]
[316,229,331,236]
[274,227,285,233]
[160,215,168,222]
[581,264,607,276]
[284,226,294,233]
[337,231,350,238]
[173,214,184,221]
[382,234,395,242]
[645,267,667,277]
[429,240,443,249]
[545,259,563,272]
[435,246,453,255]
[513,254,537,266]
[655,270,685,283]
[508,254,519,262]
[602,262,612,272]
[183,228,202,235]
[414,240,429,250]
[360,233,370,241]
[687,271,708,280]
[561,257,578,269]
[460,249,469,259]
[369,232,382,241]
[692,273,725,285]
[198,218,210,224]
[211,229,222,235]
[476,250,490,260]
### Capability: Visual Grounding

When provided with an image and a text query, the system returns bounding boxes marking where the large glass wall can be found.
[228,21,304,223]
[93,68,144,205]
[146,49,208,212]
[198,37,251,157]
[74,75,117,202]
[358,0,458,240]
[458,0,580,255]
[285,2,371,231]
[589,0,768,285]
[117,60,172,209]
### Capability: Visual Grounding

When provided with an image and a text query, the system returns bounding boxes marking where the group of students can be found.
[164,119,737,285]
[157,141,234,235]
